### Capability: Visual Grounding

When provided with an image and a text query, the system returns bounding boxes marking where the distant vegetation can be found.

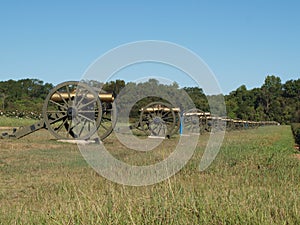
[291,123,300,145]
[0,79,53,119]
[0,75,299,124]
[225,75,300,124]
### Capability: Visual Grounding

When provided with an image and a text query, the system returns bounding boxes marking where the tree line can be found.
[0,75,299,124]
[0,79,53,118]
[225,75,300,124]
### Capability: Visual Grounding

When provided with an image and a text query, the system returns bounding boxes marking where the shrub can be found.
[291,123,300,145]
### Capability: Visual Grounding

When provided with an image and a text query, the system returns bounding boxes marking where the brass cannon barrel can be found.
[141,106,180,113]
[50,93,114,102]
[142,107,181,113]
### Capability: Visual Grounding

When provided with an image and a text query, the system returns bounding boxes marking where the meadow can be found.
[0,118,299,224]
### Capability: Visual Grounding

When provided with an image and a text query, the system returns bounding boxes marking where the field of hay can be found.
[0,119,299,224]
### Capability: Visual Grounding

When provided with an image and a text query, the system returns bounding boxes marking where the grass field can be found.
[0,116,38,127]
[0,120,299,224]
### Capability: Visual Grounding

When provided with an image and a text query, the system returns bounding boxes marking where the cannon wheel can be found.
[139,101,177,138]
[183,108,209,134]
[42,81,102,140]
[97,100,116,140]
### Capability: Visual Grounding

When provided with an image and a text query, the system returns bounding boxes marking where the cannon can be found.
[134,102,181,138]
[1,81,181,140]
[182,109,211,134]
[1,81,116,140]
[182,108,279,133]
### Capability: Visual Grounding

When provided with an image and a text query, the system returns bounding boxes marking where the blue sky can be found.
[0,0,299,94]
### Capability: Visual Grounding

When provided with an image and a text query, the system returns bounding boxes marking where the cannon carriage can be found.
[182,109,210,134]
[1,81,116,140]
[182,109,279,132]
[134,101,181,138]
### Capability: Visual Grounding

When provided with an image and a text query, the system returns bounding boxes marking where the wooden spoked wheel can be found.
[183,108,208,134]
[139,102,177,137]
[97,100,116,140]
[42,81,102,140]
[183,109,201,134]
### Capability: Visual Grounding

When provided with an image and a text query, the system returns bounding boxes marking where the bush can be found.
[0,110,41,120]
[291,123,300,145]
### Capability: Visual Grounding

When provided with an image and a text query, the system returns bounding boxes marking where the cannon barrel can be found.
[50,93,114,102]
[141,107,180,113]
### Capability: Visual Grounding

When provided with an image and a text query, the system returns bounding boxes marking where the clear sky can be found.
[0,0,299,94]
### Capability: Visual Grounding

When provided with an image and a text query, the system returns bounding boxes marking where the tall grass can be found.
[0,125,299,224]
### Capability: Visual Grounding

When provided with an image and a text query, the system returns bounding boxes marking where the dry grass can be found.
[0,123,299,224]
[294,154,300,160]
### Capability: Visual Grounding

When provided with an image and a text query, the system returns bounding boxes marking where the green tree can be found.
[283,79,300,98]
[260,75,282,118]
[183,87,209,111]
